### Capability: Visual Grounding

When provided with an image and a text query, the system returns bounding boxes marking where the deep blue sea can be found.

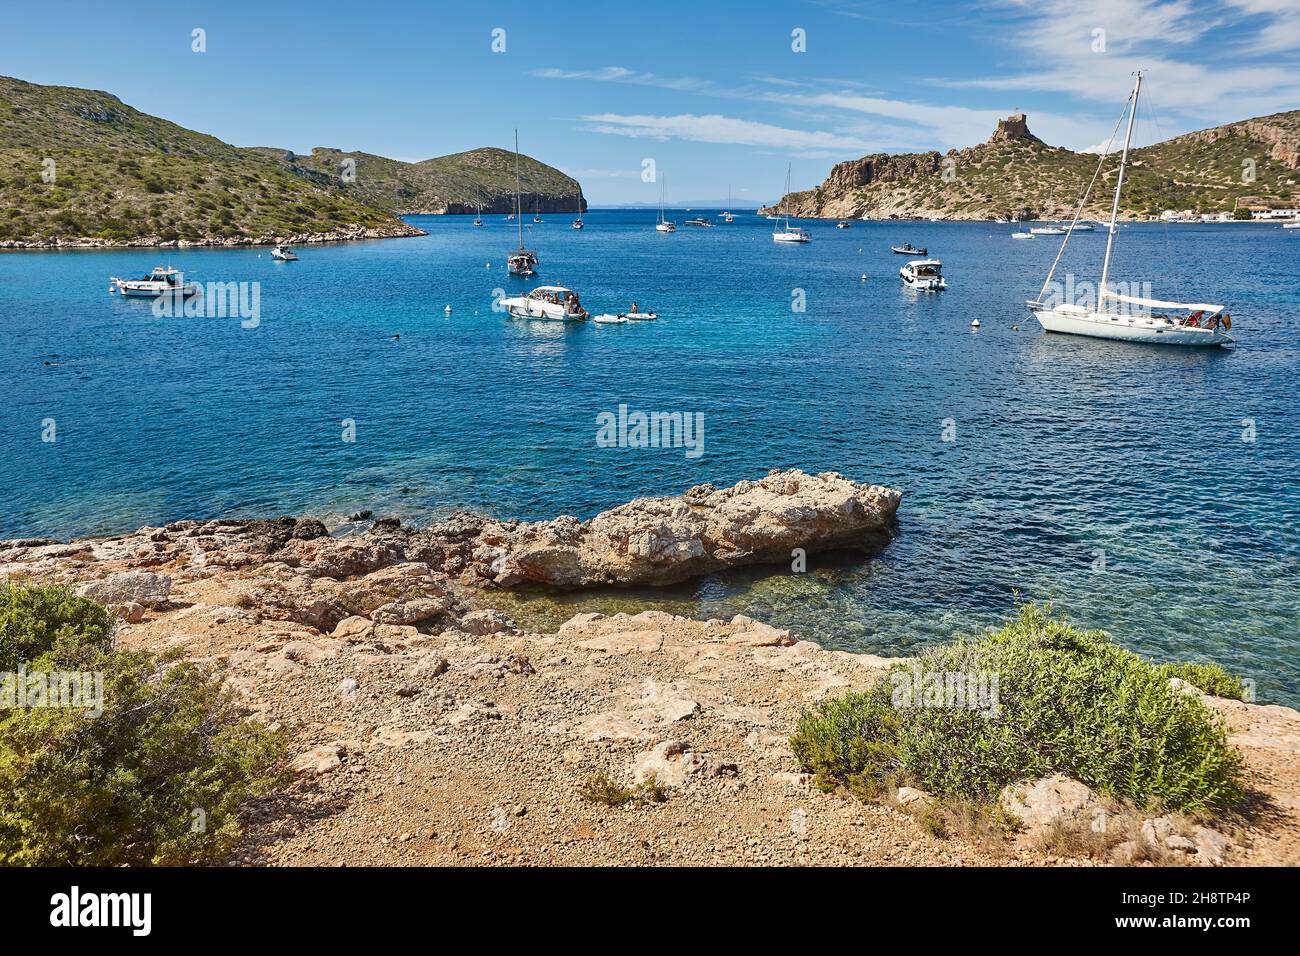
[3,211,1298,703]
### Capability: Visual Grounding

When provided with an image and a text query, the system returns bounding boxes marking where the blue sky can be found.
[2,0,1297,205]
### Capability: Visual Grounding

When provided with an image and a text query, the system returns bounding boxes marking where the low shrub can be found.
[0,584,287,865]
[1156,661,1246,700]
[791,606,1244,815]
[579,771,668,807]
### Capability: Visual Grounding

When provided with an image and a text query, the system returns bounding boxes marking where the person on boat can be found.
[629,302,638,314]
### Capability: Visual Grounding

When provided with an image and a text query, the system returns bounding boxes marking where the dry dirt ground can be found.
[108,574,1300,868]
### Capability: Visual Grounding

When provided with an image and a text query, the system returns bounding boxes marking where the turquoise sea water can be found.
[2,211,1298,703]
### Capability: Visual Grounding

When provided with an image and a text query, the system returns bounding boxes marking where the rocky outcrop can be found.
[452,470,901,588]
[0,470,901,595]
[762,108,1300,222]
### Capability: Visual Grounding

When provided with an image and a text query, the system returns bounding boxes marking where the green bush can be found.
[0,583,114,672]
[0,584,287,865]
[791,606,1243,814]
[1156,661,1246,700]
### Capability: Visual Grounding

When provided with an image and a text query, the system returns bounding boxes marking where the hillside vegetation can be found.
[768,112,1300,221]
[260,145,585,215]
[0,75,583,245]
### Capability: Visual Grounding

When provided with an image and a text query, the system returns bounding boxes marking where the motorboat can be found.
[900,258,946,290]
[1026,72,1233,347]
[836,221,851,229]
[1029,226,1067,235]
[271,244,298,260]
[684,217,713,227]
[109,266,200,298]
[772,164,811,243]
[891,242,927,255]
[593,314,629,324]
[1011,232,1034,240]
[1282,220,1300,229]
[500,285,589,321]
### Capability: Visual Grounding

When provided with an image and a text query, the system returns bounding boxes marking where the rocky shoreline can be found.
[0,221,426,251]
[2,469,1296,866]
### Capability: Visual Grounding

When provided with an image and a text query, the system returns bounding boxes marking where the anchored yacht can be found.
[1026,73,1233,347]
[500,285,588,321]
[900,259,946,291]
[109,266,200,298]
[772,164,811,243]
[507,130,539,276]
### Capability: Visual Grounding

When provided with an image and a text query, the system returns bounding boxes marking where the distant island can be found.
[761,111,1300,222]
[0,75,584,248]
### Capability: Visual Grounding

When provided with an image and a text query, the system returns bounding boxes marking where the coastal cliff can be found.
[762,110,1300,221]
[2,469,1296,867]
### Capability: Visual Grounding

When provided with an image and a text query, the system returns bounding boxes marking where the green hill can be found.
[0,75,584,246]
[260,146,585,216]
[766,112,1300,221]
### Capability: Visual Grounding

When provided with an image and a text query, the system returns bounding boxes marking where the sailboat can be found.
[655,178,676,232]
[473,188,483,227]
[533,198,543,224]
[507,130,538,277]
[1027,73,1232,346]
[572,192,584,230]
[772,164,811,243]
[721,185,734,222]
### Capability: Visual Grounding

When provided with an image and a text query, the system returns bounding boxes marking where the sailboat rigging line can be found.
[1036,95,1130,303]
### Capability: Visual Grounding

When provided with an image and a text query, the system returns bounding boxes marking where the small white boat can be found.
[1011,232,1034,240]
[508,250,538,277]
[593,314,629,324]
[500,285,589,321]
[655,179,675,232]
[271,244,298,261]
[109,266,200,298]
[1070,222,1096,232]
[507,131,539,276]
[891,243,927,255]
[1282,220,1300,229]
[684,217,713,227]
[900,258,947,291]
[773,226,811,243]
[1029,226,1067,235]
[624,310,657,321]
[1027,73,1233,348]
[772,164,812,243]
[836,221,851,229]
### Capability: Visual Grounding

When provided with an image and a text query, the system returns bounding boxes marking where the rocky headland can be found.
[2,469,1296,866]
[761,110,1300,222]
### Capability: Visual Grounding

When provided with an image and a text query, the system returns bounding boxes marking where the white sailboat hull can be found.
[1032,307,1231,346]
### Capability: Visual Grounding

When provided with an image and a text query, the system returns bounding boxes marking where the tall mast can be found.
[1100,72,1141,295]
[514,129,523,251]
[783,164,792,228]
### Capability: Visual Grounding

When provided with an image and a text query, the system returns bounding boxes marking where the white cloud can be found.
[579,112,878,155]
[948,0,1300,126]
